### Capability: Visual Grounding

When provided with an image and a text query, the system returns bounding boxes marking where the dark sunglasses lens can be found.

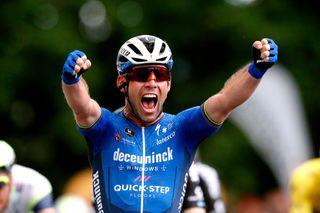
[127,68,150,81]
[153,69,170,81]
[128,67,170,82]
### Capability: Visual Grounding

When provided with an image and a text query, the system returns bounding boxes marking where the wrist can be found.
[61,73,81,85]
[248,63,266,79]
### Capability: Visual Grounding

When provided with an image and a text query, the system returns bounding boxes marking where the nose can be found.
[145,72,157,88]
[147,72,157,81]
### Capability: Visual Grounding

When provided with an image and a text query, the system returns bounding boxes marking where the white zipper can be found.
[140,127,146,213]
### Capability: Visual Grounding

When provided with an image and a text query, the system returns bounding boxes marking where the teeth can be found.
[143,94,156,98]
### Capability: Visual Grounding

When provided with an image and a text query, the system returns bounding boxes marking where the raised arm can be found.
[204,38,278,124]
[61,50,101,127]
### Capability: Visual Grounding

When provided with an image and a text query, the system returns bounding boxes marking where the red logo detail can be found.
[115,132,122,142]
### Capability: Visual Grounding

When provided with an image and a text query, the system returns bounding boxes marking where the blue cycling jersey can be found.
[78,105,220,213]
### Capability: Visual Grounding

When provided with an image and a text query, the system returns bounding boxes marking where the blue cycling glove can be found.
[62,50,86,84]
[248,38,278,79]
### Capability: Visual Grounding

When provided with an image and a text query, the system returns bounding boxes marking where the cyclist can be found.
[289,158,320,213]
[183,162,226,213]
[61,34,278,212]
[0,140,55,213]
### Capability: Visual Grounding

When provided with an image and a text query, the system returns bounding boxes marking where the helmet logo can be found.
[119,48,130,56]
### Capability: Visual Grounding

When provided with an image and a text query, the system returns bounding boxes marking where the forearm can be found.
[220,64,260,109]
[62,77,100,126]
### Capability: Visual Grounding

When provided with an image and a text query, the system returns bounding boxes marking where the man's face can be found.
[121,65,171,124]
[0,173,10,211]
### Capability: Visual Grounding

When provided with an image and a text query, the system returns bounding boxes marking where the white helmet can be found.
[116,35,173,75]
[0,140,16,170]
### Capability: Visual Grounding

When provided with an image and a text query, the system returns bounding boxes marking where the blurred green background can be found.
[1,0,319,210]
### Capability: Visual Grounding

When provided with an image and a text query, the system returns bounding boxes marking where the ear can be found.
[167,80,171,92]
[117,75,127,93]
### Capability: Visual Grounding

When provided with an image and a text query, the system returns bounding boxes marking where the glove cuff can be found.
[248,63,266,79]
[61,73,81,85]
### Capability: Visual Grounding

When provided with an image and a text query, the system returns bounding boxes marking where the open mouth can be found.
[141,94,158,110]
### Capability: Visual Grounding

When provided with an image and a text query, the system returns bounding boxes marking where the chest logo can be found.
[125,128,135,137]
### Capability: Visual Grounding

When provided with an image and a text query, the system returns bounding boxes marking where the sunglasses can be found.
[126,66,171,82]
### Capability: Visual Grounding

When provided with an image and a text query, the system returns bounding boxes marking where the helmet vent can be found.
[138,36,155,53]
[143,42,155,53]
[160,43,166,54]
[132,57,147,62]
[156,56,167,62]
[128,44,142,55]
[118,55,128,62]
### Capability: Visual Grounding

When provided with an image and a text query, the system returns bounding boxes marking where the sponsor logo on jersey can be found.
[125,165,167,172]
[113,147,173,164]
[115,132,122,142]
[156,131,175,145]
[155,123,173,136]
[121,138,136,146]
[135,175,151,182]
[114,132,136,146]
[93,170,104,213]
[155,124,161,136]
[178,172,189,210]
[125,127,135,137]
[113,184,170,194]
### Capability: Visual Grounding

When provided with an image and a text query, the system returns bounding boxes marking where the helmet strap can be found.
[124,84,142,122]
